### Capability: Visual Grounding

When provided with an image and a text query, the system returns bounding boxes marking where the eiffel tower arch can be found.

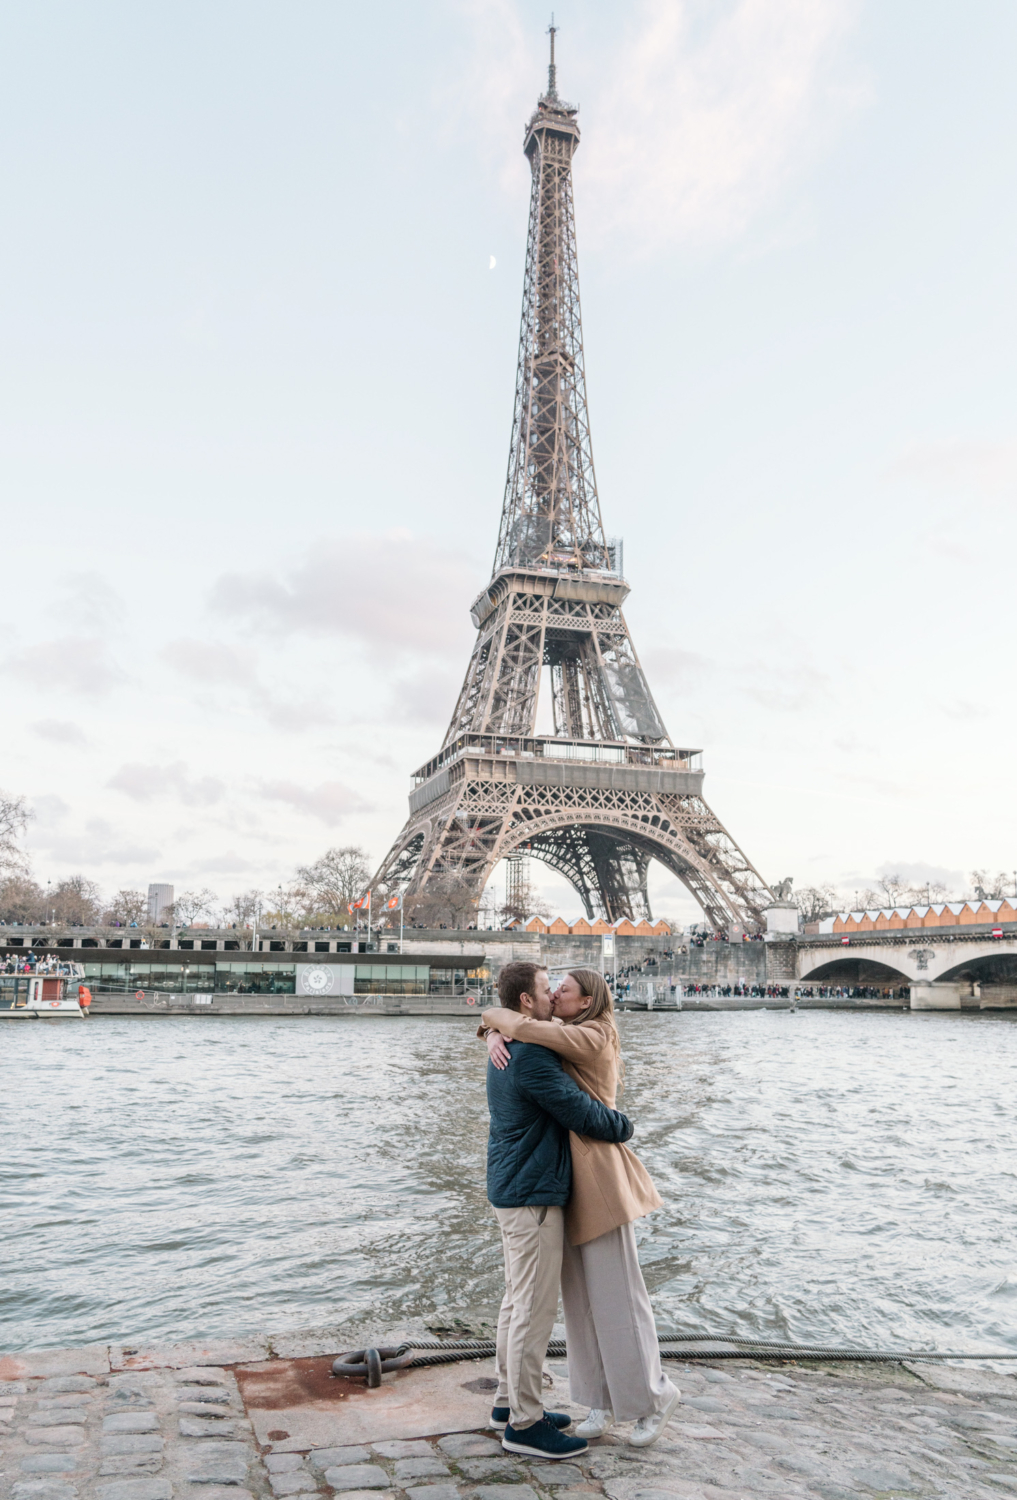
[372,35,774,931]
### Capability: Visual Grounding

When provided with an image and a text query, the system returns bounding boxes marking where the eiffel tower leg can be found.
[371,789,512,911]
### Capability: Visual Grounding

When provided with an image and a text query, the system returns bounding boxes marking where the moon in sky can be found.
[489,255,497,270]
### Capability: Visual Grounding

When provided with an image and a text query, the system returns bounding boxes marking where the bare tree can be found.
[221,889,261,928]
[913,880,952,906]
[261,883,304,933]
[103,889,148,926]
[0,874,47,924]
[970,869,1009,902]
[795,884,838,922]
[405,873,479,930]
[170,888,219,926]
[874,873,914,909]
[0,790,32,874]
[51,875,103,926]
[295,847,370,927]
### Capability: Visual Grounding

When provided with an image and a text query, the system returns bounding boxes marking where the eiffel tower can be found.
[371,31,774,931]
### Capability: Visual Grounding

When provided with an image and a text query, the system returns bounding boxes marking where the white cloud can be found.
[875,861,965,890]
[4,637,126,695]
[889,440,1017,499]
[41,819,160,867]
[641,646,712,689]
[443,0,537,192]
[108,761,226,807]
[258,779,370,825]
[32,720,88,746]
[210,532,478,660]
[939,698,990,722]
[184,850,257,876]
[54,572,126,631]
[251,691,336,734]
[392,669,465,726]
[739,660,830,714]
[160,637,334,733]
[584,0,866,254]
[455,0,866,255]
[161,639,259,686]
[31,795,71,827]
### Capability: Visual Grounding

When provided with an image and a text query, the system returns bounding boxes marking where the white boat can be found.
[0,961,88,1018]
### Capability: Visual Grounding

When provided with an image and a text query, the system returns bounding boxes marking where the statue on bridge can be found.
[772,877,795,902]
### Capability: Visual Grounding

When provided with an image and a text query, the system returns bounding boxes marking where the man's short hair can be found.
[498,961,546,1012]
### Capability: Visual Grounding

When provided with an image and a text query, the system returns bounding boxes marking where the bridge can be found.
[796,923,1017,1008]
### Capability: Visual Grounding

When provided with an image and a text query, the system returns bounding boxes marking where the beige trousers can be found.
[560,1220,670,1421]
[493,1204,564,1428]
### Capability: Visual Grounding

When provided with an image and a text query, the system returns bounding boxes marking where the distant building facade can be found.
[147,884,174,923]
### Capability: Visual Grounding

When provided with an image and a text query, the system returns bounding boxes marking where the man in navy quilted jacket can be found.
[485,961,633,1460]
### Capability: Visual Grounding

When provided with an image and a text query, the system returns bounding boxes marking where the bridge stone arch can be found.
[798,936,1017,997]
[797,954,911,986]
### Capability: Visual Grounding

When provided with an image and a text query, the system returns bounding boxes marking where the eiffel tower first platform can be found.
[372,37,774,932]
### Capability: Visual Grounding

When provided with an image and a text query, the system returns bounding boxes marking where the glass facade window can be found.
[353,964,430,995]
[214,962,296,995]
[81,962,217,994]
[428,966,489,992]
[74,957,481,999]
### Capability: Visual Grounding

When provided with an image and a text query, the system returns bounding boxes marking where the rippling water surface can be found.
[3,1011,1017,1353]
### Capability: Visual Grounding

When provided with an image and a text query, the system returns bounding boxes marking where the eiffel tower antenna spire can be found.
[370,40,774,933]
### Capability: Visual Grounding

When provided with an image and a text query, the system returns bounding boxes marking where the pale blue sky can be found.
[2,1,1015,921]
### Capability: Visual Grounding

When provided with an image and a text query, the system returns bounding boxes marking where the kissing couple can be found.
[479,961,680,1459]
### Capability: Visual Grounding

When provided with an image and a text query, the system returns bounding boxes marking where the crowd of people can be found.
[644,982,910,1001]
[1,952,64,975]
[686,931,764,947]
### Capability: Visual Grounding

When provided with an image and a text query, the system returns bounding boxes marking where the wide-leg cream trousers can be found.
[560,1220,670,1421]
[493,1205,564,1429]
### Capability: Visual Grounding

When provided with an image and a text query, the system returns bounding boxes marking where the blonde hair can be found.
[565,969,621,1059]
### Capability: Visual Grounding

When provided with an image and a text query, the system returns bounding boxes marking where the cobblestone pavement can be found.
[4,1349,1017,1500]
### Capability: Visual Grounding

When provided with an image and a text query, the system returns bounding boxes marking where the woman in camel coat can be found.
[482,969,680,1444]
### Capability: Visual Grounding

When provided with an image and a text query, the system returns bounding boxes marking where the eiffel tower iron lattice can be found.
[371,39,774,931]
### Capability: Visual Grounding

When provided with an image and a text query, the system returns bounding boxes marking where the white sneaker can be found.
[629,1382,681,1447]
[574,1407,614,1439]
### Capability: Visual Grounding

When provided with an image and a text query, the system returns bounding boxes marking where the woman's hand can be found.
[487,1030,511,1070]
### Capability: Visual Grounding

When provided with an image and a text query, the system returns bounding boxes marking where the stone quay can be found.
[4,1329,1017,1500]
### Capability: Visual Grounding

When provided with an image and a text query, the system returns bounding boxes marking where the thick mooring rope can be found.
[382,1335,1017,1367]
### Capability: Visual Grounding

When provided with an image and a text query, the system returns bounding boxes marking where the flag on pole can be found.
[350,891,372,911]
[387,893,402,911]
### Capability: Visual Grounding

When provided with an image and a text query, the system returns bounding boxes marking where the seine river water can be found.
[4,1011,1017,1355]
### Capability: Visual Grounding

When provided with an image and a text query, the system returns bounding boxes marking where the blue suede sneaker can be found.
[502,1416,588,1459]
[490,1406,572,1432]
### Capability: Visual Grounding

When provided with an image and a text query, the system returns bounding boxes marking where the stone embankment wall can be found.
[89,994,488,1019]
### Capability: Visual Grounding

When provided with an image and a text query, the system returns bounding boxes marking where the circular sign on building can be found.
[302,966,335,995]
